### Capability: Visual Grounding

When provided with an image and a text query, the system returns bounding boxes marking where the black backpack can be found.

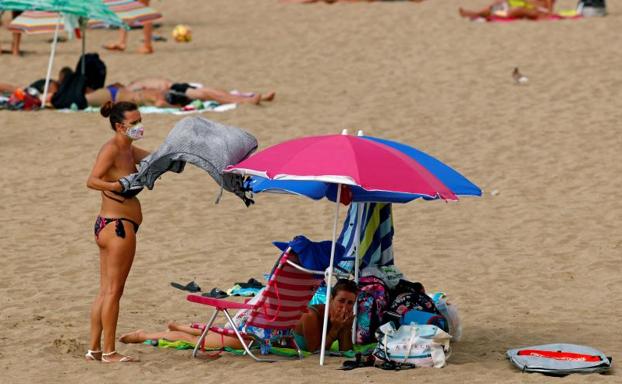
[76,53,106,91]
[51,53,106,109]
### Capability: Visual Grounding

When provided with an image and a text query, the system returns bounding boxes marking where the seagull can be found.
[512,67,528,85]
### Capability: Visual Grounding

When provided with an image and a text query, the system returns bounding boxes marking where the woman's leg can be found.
[99,221,138,362]
[0,83,18,93]
[185,87,261,105]
[87,242,108,360]
[119,328,246,349]
[11,32,21,56]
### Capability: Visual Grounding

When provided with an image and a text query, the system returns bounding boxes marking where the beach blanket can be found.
[58,101,237,115]
[121,116,257,206]
[152,338,377,358]
[480,10,582,22]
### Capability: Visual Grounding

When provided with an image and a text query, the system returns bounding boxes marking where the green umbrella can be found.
[0,0,127,108]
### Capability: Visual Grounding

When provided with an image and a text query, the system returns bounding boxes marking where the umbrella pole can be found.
[42,14,63,110]
[351,201,364,345]
[350,129,365,344]
[319,183,342,366]
[81,22,86,75]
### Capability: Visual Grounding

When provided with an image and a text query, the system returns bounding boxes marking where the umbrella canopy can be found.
[8,1,162,34]
[0,0,124,27]
[229,134,458,201]
[247,135,481,203]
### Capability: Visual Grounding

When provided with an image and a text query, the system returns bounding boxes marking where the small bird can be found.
[512,67,529,85]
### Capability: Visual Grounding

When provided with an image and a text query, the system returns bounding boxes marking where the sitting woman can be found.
[459,0,555,20]
[119,279,358,352]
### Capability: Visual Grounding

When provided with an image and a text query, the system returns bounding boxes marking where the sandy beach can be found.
[0,0,620,382]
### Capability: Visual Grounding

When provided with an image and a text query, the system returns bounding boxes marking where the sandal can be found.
[101,351,139,363]
[170,280,201,293]
[201,288,229,299]
[85,349,102,361]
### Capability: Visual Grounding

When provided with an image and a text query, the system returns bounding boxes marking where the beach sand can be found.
[0,0,620,382]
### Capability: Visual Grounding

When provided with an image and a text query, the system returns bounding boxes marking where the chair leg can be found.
[192,309,219,358]
[222,310,275,362]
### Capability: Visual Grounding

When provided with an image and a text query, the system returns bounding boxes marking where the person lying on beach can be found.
[85,78,276,107]
[119,279,358,352]
[0,66,73,105]
[458,0,555,20]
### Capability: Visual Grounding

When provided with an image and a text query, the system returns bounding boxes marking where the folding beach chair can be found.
[186,248,325,361]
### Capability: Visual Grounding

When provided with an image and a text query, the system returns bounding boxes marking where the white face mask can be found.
[125,122,144,141]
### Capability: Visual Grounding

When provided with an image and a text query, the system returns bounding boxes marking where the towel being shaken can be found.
[120,116,257,206]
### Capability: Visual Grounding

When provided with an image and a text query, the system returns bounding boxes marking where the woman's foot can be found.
[119,330,146,344]
[103,42,126,51]
[101,351,139,363]
[261,91,276,102]
[137,45,154,54]
[85,350,102,361]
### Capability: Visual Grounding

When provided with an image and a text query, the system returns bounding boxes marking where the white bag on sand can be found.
[373,323,452,368]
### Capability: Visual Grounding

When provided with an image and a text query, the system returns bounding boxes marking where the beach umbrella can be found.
[245,132,481,345]
[0,0,126,108]
[225,133,461,365]
[8,1,162,34]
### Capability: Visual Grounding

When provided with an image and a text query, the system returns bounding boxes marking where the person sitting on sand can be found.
[119,279,358,352]
[84,78,275,107]
[459,0,555,21]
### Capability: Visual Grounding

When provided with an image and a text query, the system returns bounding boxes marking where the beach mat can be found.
[476,10,582,23]
[58,101,237,115]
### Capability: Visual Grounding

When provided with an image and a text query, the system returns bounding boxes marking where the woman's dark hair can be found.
[331,279,358,297]
[100,101,138,131]
[58,66,73,86]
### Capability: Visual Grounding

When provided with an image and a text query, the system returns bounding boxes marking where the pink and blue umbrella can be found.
[225,133,479,366]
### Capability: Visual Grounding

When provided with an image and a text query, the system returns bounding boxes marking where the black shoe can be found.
[201,288,229,299]
[170,280,201,293]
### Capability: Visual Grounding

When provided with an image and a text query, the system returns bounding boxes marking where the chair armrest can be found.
[285,260,325,276]
[187,294,254,310]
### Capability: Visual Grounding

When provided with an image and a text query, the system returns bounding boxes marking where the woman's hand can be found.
[330,309,354,332]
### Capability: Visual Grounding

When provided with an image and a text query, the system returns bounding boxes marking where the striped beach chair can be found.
[186,249,325,361]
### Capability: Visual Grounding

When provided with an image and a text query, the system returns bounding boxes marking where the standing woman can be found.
[85,101,149,363]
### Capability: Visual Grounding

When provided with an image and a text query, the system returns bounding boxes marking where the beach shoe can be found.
[235,278,264,289]
[170,280,201,293]
[338,353,375,370]
[101,351,139,363]
[84,350,102,361]
[202,288,229,299]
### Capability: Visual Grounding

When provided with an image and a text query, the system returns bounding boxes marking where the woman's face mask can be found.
[124,122,144,141]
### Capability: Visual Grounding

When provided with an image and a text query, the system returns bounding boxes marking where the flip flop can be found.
[201,288,229,299]
[170,280,201,293]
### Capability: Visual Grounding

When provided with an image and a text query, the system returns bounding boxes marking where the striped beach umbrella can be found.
[8,1,162,34]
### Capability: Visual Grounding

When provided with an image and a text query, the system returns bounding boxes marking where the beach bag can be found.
[384,291,443,326]
[373,322,451,368]
[507,343,612,375]
[76,53,106,91]
[356,276,389,344]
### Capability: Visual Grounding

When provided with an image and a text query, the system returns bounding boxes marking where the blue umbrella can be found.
[247,135,481,202]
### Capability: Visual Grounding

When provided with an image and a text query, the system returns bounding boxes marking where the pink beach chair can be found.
[186,248,325,361]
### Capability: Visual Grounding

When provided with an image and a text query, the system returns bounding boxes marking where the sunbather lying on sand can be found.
[459,0,554,20]
[119,279,358,352]
[0,66,73,104]
[85,78,275,107]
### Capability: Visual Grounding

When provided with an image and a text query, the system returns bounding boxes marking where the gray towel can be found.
[120,116,257,206]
